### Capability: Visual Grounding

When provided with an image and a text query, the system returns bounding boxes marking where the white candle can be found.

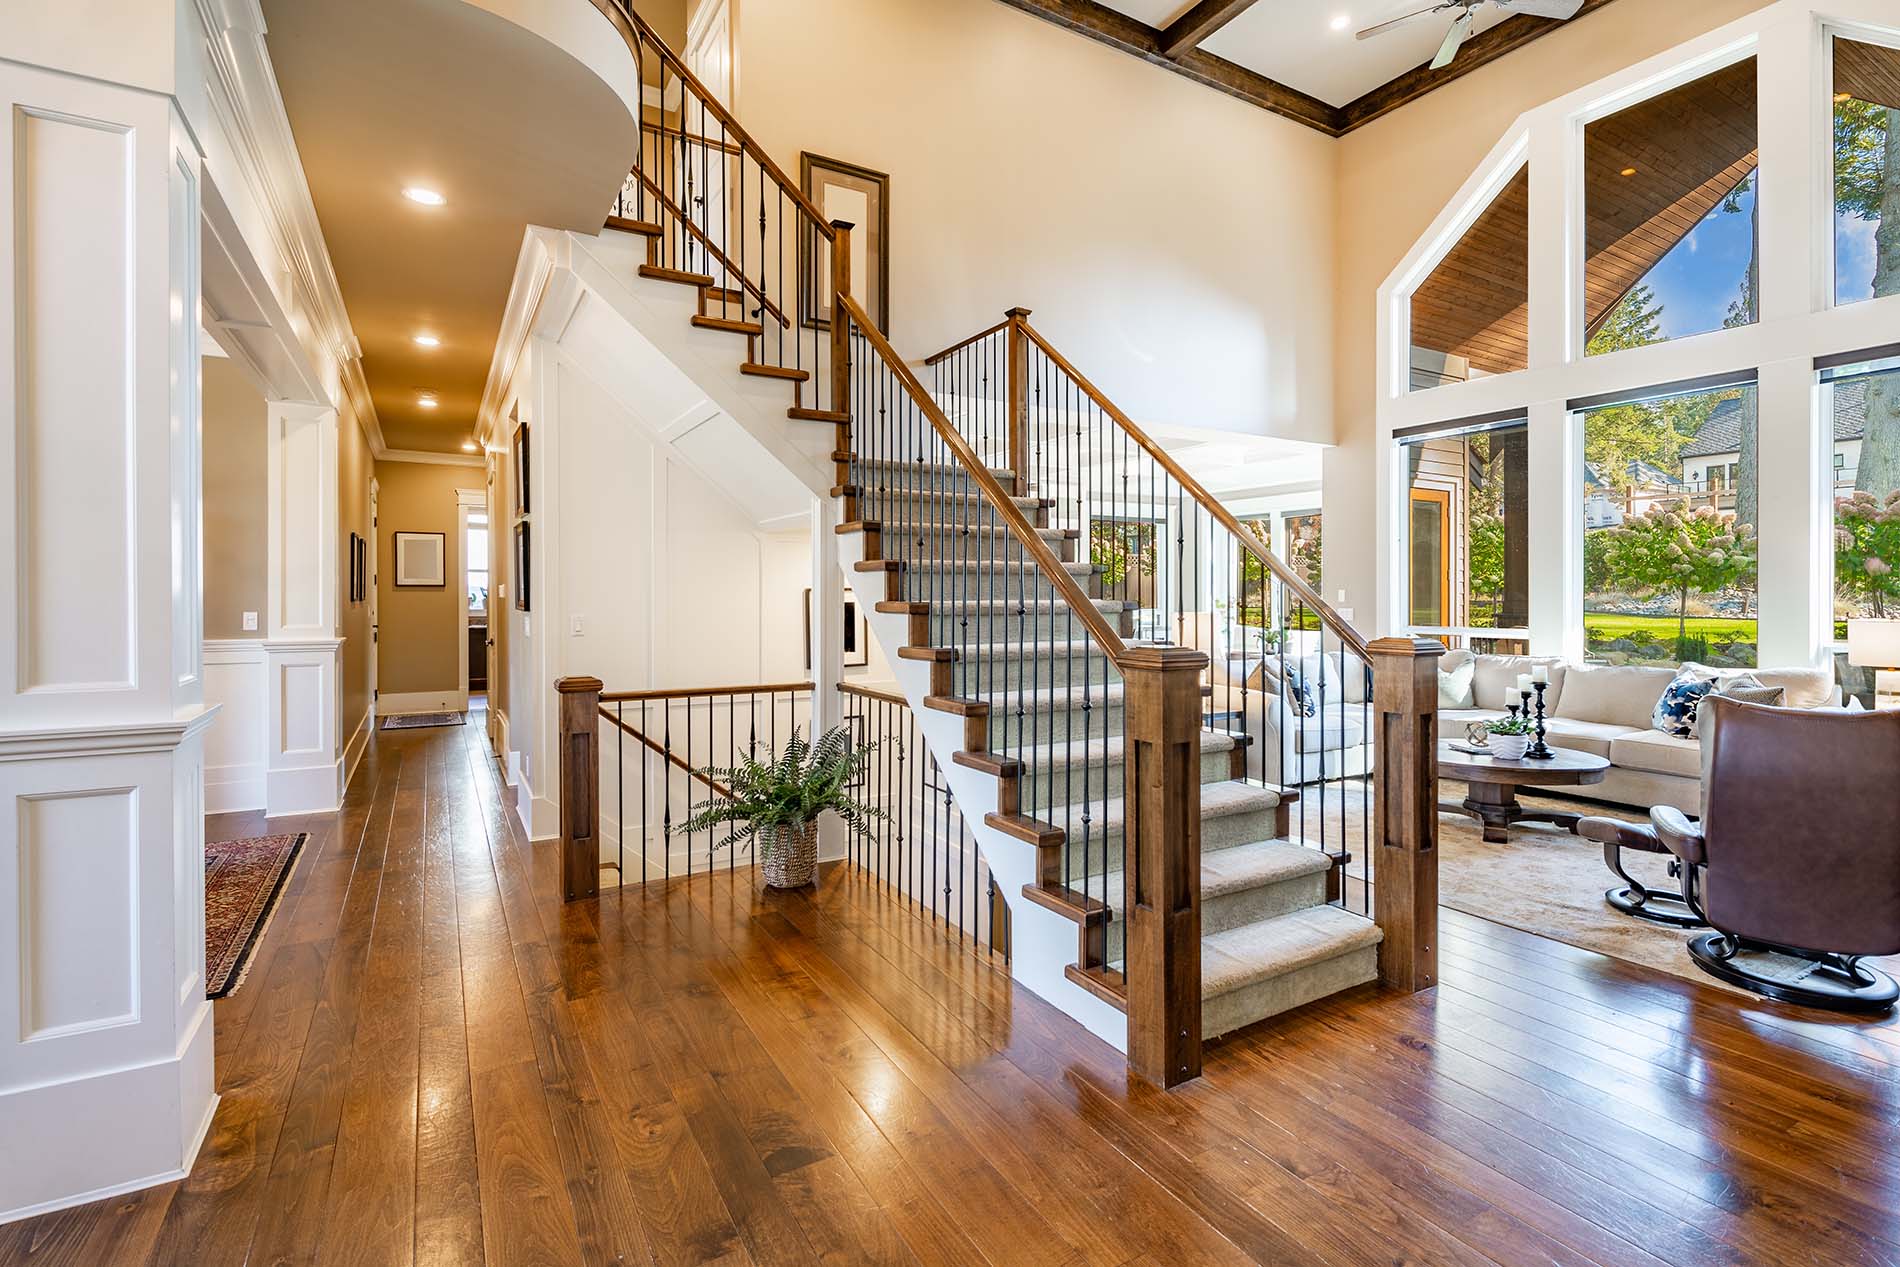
[1531,664,1549,684]
[1516,673,1533,693]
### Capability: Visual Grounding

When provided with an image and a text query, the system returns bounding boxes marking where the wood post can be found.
[1005,307,1032,491]
[830,219,854,415]
[1368,636,1444,992]
[556,676,604,903]
[1121,643,1209,1087]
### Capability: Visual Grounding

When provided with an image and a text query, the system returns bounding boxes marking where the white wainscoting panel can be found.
[203,641,267,812]
[18,787,138,1039]
[264,640,343,815]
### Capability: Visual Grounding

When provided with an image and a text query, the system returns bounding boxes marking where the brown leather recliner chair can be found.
[1589,697,1900,1013]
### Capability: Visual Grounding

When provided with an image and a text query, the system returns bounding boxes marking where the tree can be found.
[1836,490,1900,617]
[1599,505,1758,654]
[1839,98,1900,499]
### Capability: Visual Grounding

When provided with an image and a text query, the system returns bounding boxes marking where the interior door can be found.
[1408,487,1451,633]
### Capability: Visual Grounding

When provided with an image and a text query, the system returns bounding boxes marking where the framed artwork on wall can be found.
[347,532,360,602]
[804,587,871,669]
[512,420,530,517]
[514,521,531,612]
[394,532,445,587]
[799,152,890,334]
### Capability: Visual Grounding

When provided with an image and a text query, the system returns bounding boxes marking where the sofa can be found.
[1210,643,1374,787]
[1437,651,1840,813]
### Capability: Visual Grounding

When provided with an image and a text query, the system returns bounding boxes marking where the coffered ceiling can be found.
[263,0,638,452]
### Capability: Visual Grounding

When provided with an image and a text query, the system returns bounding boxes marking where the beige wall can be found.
[375,458,485,697]
[202,355,267,639]
[1323,0,1777,622]
[726,0,1338,444]
[339,398,374,742]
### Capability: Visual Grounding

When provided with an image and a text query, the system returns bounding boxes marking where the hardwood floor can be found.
[5,713,1898,1265]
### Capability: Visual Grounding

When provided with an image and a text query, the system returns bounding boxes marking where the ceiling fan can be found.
[1356,0,1586,70]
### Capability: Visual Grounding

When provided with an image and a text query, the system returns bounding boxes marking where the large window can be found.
[1831,361,1900,634]
[1581,384,1759,667]
[1585,58,1758,355]
[467,513,490,613]
[1402,421,1529,645]
[1090,517,1158,613]
[1409,168,1530,391]
[1833,37,1900,306]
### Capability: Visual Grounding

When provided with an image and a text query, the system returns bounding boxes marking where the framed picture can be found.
[511,421,531,517]
[347,532,359,602]
[394,532,445,587]
[804,587,871,669]
[513,521,531,612]
[800,152,889,334]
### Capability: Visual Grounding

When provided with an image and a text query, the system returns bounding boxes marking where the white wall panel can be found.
[17,788,138,1039]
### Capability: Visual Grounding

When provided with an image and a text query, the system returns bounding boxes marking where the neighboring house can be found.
[1679,380,1867,498]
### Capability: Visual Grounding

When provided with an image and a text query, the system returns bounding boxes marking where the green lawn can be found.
[1583,613,1756,644]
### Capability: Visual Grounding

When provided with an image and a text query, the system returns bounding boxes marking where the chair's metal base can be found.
[1688,933,1899,1015]
[1603,842,1706,928]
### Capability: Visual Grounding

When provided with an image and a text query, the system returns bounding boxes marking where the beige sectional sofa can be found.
[1438,651,1839,813]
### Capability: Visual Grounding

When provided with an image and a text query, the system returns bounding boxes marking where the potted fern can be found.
[671,724,884,888]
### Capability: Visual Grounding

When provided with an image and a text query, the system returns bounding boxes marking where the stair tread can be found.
[999,729,1238,773]
[1200,905,1382,999]
[993,780,1281,849]
[1098,840,1331,911]
[852,457,1016,482]
[927,638,1112,661]
[927,597,1136,614]
[639,264,715,286]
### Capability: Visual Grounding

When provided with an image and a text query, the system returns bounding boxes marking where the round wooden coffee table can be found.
[1436,743,1610,843]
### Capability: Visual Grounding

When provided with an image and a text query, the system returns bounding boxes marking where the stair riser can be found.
[1044,806,1281,879]
[1012,744,1233,811]
[946,654,1115,694]
[858,493,1049,530]
[850,465,1006,500]
[978,701,1127,748]
[876,531,1067,566]
[1105,868,1327,962]
[906,569,1101,603]
[1201,943,1379,1041]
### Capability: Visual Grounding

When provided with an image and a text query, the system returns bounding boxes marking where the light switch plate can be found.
[242,611,258,631]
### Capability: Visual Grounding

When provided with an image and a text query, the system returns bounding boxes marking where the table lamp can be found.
[1847,618,1900,710]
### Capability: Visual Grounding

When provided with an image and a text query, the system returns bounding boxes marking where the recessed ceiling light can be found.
[1620,167,1638,177]
[413,333,441,348]
[461,441,477,452]
[417,393,439,409]
[1329,13,1351,31]
[402,186,446,206]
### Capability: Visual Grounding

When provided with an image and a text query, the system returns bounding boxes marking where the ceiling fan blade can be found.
[1494,0,1585,18]
[1430,11,1474,68]
[1355,4,1452,40]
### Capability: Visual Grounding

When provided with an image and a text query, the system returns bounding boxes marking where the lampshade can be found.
[1846,618,1900,668]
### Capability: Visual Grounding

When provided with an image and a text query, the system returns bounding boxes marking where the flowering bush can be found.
[1835,490,1900,618]
[1598,505,1757,653]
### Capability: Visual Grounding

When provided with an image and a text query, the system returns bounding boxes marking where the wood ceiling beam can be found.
[990,0,1341,135]
[1159,0,1264,60]
[993,0,1626,137]
[1338,0,1623,132]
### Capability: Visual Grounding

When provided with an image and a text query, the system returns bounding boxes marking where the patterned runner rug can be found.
[381,712,464,730]
[205,832,305,998]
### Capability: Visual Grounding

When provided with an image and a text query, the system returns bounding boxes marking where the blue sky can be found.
[1634,174,1757,340]
[1838,209,1880,304]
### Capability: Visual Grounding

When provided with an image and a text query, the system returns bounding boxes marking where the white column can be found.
[0,58,218,1221]
[813,496,846,858]
[264,401,344,813]
[1755,357,1826,667]
[1526,397,1582,660]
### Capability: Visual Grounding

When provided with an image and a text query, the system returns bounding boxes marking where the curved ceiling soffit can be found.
[455,0,642,124]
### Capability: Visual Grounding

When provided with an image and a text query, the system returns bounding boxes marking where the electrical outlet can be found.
[242,611,258,631]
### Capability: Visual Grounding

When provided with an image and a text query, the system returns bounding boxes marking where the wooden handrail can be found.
[624,164,792,328]
[600,680,814,704]
[597,706,734,800]
[839,293,1133,664]
[838,681,907,707]
[593,0,836,241]
[1016,320,1370,660]
[640,120,744,158]
[920,318,1011,367]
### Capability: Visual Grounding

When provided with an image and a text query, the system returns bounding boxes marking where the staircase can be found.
[556,0,1442,1088]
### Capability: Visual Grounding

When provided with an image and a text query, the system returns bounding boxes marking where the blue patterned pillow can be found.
[1651,668,1717,737]
[1282,665,1319,718]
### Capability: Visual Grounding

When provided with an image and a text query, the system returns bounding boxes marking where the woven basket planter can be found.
[759,820,819,888]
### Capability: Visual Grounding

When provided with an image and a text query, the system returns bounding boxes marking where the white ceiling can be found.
[1103,0,1515,108]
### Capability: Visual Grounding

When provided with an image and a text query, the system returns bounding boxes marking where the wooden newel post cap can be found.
[556,676,604,695]
[1120,644,1209,673]
[830,218,855,233]
[1367,636,1448,659]
[1005,306,1033,320]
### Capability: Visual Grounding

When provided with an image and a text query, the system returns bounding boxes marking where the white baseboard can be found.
[341,710,370,791]
[267,757,344,816]
[0,999,216,1225]
[377,690,469,716]
[204,762,266,814]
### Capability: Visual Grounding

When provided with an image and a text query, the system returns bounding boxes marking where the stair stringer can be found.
[838,528,1131,1053]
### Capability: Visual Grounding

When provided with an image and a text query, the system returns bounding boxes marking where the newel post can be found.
[1005,307,1032,491]
[1368,637,1444,992]
[829,219,854,415]
[556,676,603,903]
[1121,644,1209,1088]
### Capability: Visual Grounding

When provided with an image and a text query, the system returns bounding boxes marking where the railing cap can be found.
[1366,636,1449,658]
[1004,306,1033,319]
[556,676,605,694]
[1120,643,1210,671]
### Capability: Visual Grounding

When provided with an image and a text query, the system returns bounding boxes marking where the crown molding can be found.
[380,448,487,469]
[189,0,386,456]
[478,228,583,449]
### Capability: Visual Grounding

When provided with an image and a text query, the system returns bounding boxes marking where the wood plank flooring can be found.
[4,712,1898,1265]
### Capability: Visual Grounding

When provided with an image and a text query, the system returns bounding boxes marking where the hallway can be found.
[5,715,1899,1266]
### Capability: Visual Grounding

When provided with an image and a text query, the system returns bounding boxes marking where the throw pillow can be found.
[1652,666,1720,737]
[1690,678,1781,738]
[1438,658,1475,709]
[1282,664,1319,718]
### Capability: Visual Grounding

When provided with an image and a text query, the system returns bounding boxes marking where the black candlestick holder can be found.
[1526,681,1555,759]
